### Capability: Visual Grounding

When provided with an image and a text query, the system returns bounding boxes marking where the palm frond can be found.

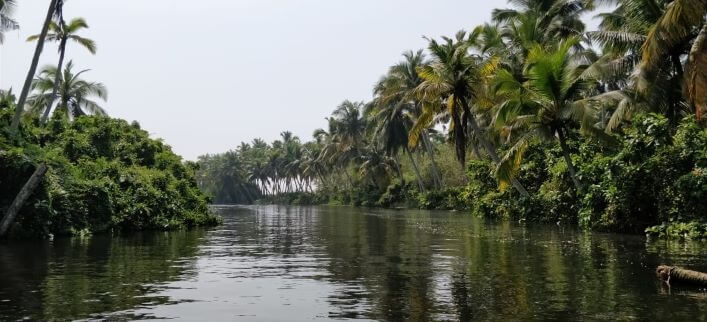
[642,0,707,71]
[495,132,532,191]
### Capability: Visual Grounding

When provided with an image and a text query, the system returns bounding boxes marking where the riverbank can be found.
[198,113,706,241]
[250,115,706,240]
[1,110,220,239]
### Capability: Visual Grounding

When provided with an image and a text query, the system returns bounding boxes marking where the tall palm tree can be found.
[331,100,367,150]
[687,23,707,120]
[588,0,707,127]
[28,17,96,124]
[29,61,107,119]
[357,145,396,189]
[368,99,426,192]
[412,31,531,197]
[0,0,19,43]
[492,0,593,39]
[494,38,606,192]
[641,0,706,121]
[10,0,60,134]
[491,0,593,65]
[314,102,367,190]
[374,50,443,189]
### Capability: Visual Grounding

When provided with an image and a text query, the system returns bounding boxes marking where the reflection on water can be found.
[0,205,706,321]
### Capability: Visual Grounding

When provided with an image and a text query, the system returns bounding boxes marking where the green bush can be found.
[417,187,466,210]
[645,221,707,240]
[0,110,219,238]
[377,182,414,208]
[578,114,707,234]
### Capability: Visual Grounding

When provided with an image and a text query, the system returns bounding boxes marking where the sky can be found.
[1,1,599,160]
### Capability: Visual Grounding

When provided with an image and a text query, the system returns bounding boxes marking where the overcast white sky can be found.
[1,1,599,160]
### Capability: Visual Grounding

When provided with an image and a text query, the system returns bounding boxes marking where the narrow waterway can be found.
[1,205,705,321]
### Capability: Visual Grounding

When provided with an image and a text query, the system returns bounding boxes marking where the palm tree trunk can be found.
[393,154,404,183]
[688,24,707,120]
[405,146,425,192]
[10,0,59,134]
[557,128,583,192]
[315,170,327,191]
[668,53,684,123]
[467,113,530,198]
[422,132,442,189]
[470,139,482,159]
[40,37,67,124]
[0,164,48,237]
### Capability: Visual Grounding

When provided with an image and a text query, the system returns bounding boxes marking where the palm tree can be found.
[301,142,330,191]
[494,38,606,192]
[10,0,60,134]
[641,0,706,122]
[323,101,367,188]
[490,0,593,69]
[374,50,443,189]
[29,61,108,119]
[368,99,426,192]
[492,0,593,40]
[357,145,396,189]
[588,0,707,127]
[28,17,96,124]
[412,31,531,197]
[0,0,19,43]
[687,23,707,120]
[331,100,367,150]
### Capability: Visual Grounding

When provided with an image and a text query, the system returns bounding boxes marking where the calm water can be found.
[1,205,706,321]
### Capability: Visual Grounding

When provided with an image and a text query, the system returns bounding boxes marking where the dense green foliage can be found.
[0,108,219,238]
[580,114,707,235]
[0,2,218,239]
[198,0,707,239]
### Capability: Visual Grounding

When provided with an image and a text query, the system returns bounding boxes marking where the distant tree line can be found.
[198,0,707,239]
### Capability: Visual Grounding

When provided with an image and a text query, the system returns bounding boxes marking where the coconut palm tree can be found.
[331,100,367,150]
[10,0,60,134]
[368,99,426,192]
[29,61,107,119]
[28,17,96,124]
[494,38,607,192]
[588,0,707,127]
[490,0,593,68]
[412,31,531,197]
[374,50,443,189]
[357,145,396,189]
[0,0,19,43]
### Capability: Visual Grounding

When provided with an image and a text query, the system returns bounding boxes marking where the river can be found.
[0,205,705,321]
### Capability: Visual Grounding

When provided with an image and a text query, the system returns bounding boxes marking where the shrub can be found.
[579,114,707,234]
[0,110,219,238]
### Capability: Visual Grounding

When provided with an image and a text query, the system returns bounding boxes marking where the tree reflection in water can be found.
[0,206,706,321]
[0,230,206,320]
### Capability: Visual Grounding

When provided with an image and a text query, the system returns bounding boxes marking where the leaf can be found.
[495,133,531,191]
[642,0,707,72]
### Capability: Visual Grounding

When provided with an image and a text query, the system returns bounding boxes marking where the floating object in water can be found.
[657,265,707,286]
